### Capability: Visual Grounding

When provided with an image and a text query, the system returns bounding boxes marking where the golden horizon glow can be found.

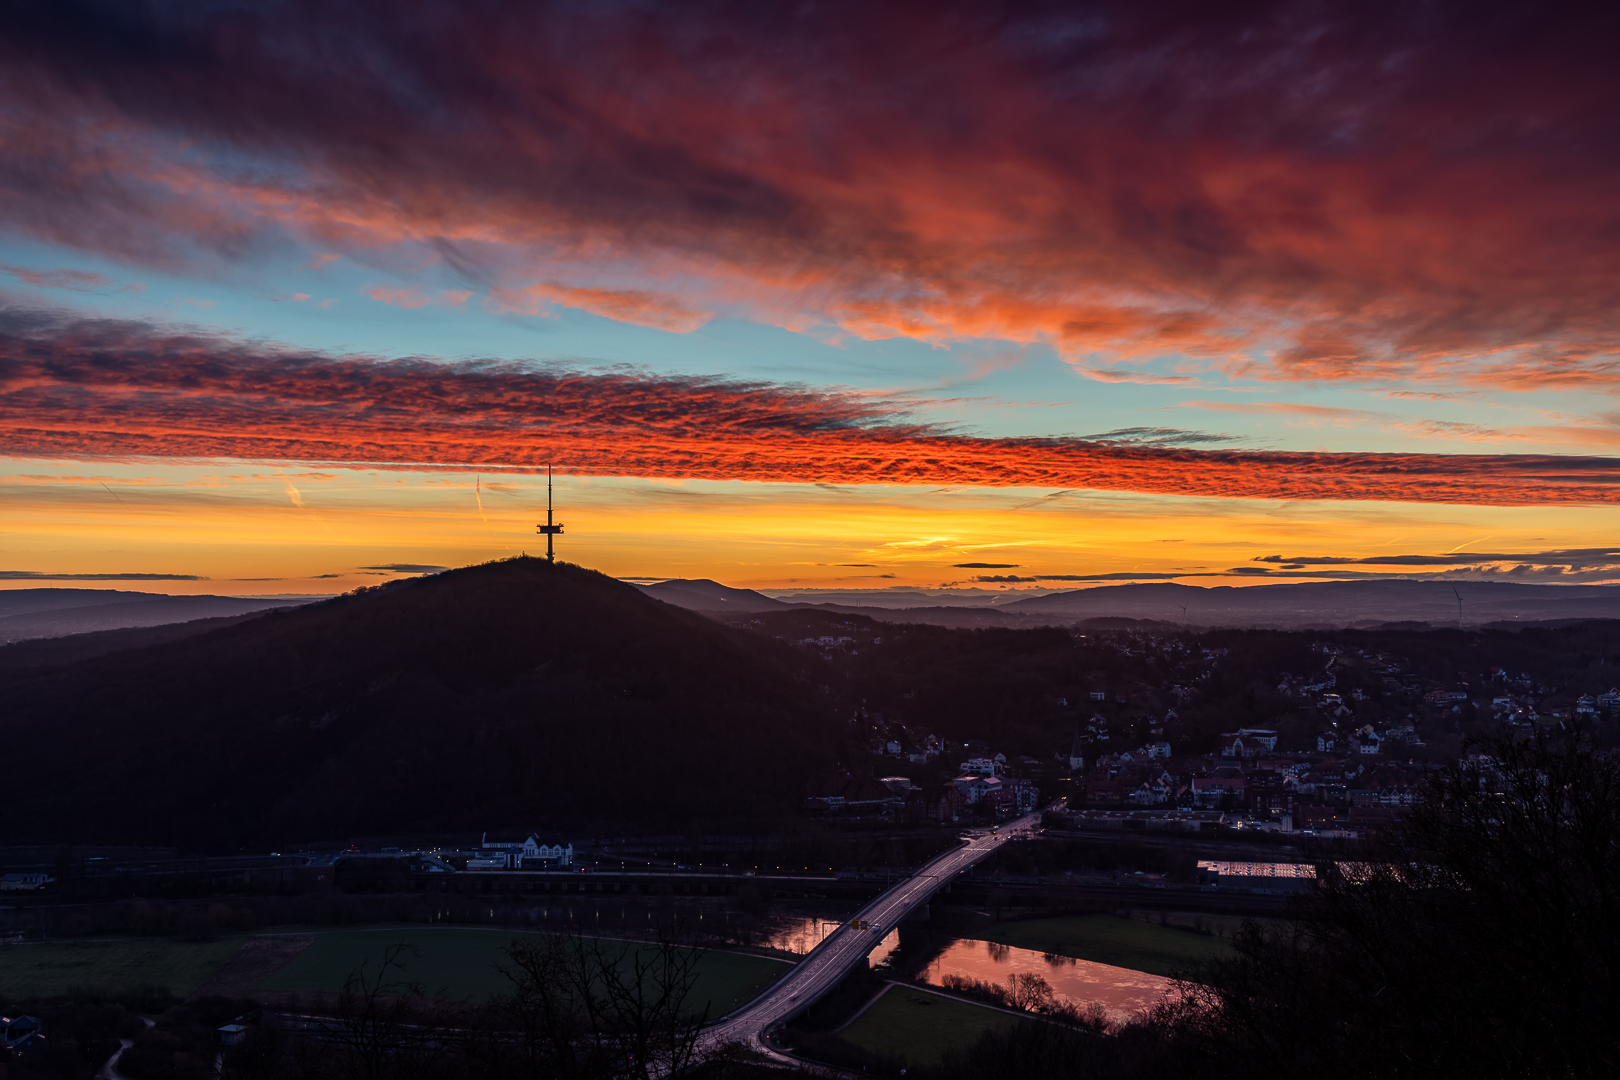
[6,460,1619,596]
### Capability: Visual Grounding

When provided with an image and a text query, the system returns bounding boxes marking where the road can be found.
[700,813,1041,1057]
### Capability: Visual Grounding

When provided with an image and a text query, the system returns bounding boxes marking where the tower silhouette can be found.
[536,465,564,561]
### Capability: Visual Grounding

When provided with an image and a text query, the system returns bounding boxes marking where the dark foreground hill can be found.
[0,558,839,851]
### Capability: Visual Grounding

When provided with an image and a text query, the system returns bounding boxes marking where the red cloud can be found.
[3,313,1618,506]
[2,265,115,292]
[0,3,1616,384]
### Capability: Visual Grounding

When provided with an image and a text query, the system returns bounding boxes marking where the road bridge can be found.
[700,814,1040,1058]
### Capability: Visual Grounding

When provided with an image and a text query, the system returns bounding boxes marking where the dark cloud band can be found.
[0,570,203,580]
[0,2,1616,382]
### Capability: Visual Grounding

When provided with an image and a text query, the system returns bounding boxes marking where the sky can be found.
[3,0,1620,596]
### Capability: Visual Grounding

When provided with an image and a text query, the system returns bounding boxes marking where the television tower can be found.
[536,464,564,562]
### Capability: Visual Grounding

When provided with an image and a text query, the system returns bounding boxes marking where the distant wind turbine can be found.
[1452,586,1463,629]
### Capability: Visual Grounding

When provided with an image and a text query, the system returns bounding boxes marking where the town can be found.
[779,618,1620,843]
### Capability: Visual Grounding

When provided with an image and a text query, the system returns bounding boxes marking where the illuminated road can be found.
[701,814,1041,1057]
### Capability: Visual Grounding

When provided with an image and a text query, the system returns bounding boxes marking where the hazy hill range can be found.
[1002,580,1620,628]
[0,613,285,676]
[0,559,838,850]
[633,578,787,612]
[642,578,1620,630]
[0,588,313,643]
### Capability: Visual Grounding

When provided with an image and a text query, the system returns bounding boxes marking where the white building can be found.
[1221,728,1278,758]
[470,834,573,870]
[952,774,1002,804]
[0,873,51,891]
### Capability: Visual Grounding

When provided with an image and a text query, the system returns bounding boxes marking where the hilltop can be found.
[633,578,786,612]
[0,558,839,850]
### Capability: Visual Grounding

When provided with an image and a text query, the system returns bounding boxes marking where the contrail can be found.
[100,481,127,506]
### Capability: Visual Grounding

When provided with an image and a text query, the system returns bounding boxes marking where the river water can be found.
[919,938,1177,1023]
[758,915,902,965]
[759,917,1171,1023]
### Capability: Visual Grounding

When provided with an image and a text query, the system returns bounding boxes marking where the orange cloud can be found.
[487,283,708,332]
[364,286,434,309]
[4,313,1620,506]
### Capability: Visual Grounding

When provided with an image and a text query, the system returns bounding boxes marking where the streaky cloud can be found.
[4,312,1620,507]
[0,570,204,580]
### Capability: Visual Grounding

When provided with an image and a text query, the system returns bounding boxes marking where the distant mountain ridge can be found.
[0,588,320,643]
[641,577,1620,629]
[1001,579,1620,627]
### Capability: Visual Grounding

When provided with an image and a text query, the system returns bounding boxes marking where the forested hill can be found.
[0,558,840,851]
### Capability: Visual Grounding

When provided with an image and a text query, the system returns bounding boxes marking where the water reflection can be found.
[759,916,844,955]
[757,916,901,969]
[867,928,900,968]
[921,938,1176,1024]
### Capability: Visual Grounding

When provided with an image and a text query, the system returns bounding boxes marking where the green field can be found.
[0,928,785,1015]
[980,914,1233,977]
[259,928,785,1014]
[0,936,248,998]
[836,986,1026,1066]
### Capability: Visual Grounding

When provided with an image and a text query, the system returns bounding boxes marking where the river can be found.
[760,916,1173,1023]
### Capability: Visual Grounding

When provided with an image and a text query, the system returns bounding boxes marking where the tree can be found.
[1184,727,1620,1079]
[316,943,461,1080]
[488,926,713,1080]
[1007,972,1054,1013]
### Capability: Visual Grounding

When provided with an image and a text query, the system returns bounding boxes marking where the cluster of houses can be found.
[1313,721,1423,755]
[1489,686,1620,724]
[831,636,1619,836]
[1069,722,1433,835]
[805,757,1041,824]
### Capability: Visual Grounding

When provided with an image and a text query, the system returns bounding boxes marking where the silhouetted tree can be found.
[484,926,713,1080]
[1180,727,1620,1079]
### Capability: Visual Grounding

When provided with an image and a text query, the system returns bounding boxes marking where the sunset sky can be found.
[4,0,1620,595]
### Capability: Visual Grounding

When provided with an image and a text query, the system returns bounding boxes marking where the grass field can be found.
[0,936,247,998]
[0,928,785,1015]
[980,914,1233,977]
[251,928,785,1014]
[836,986,1026,1066]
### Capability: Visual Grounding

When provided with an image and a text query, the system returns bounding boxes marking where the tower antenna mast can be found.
[537,464,564,562]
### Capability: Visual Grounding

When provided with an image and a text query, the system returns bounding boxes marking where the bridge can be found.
[700,813,1041,1057]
